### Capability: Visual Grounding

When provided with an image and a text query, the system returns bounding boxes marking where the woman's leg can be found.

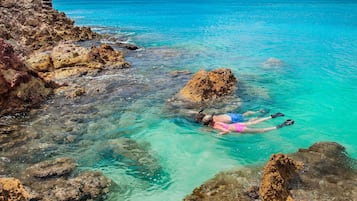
[244,116,272,126]
[241,126,277,134]
[242,111,257,117]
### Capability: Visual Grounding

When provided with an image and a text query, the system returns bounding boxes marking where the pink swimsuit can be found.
[214,122,246,133]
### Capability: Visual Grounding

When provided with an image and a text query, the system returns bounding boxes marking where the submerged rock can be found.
[184,142,357,201]
[263,57,285,68]
[99,138,170,184]
[25,157,76,178]
[22,157,112,201]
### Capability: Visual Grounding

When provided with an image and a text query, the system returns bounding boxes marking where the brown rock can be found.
[0,39,54,116]
[88,44,131,68]
[178,68,237,103]
[0,0,99,54]
[259,154,303,201]
[26,157,76,178]
[25,52,53,72]
[51,43,91,69]
[0,178,29,201]
[116,42,139,50]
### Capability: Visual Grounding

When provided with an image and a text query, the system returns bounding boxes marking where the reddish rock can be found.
[0,178,29,201]
[0,39,54,116]
[178,68,237,103]
[259,154,303,201]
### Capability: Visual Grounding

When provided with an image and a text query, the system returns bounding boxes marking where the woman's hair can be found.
[202,113,215,126]
[195,111,206,123]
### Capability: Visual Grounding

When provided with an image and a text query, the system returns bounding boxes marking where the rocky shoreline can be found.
[0,0,356,201]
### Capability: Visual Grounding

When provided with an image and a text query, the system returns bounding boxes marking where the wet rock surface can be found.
[259,154,303,201]
[0,178,29,201]
[171,68,237,107]
[19,157,112,201]
[184,142,357,201]
[25,157,76,178]
[0,0,99,56]
[27,42,131,82]
[0,39,54,116]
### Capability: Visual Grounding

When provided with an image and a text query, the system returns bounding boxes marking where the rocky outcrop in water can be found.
[0,0,99,56]
[172,68,237,105]
[25,157,76,178]
[184,142,357,201]
[259,154,303,201]
[0,39,54,116]
[26,43,131,81]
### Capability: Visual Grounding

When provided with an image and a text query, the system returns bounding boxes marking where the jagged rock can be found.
[88,44,131,68]
[25,51,54,72]
[259,154,303,201]
[27,43,131,81]
[51,43,92,69]
[176,68,237,103]
[0,39,54,116]
[0,0,99,55]
[0,178,29,201]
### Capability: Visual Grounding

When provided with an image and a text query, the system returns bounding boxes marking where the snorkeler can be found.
[201,112,294,135]
[195,109,274,124]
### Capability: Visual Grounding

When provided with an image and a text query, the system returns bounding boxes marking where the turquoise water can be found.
[53,1,357,200]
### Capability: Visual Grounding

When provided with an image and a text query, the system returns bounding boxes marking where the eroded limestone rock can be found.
[0,39,54,116]
[259,154,303,201]
[0,178,29,201]
[176,68,237,103]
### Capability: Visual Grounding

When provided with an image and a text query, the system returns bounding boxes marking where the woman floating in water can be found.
[195,109,265,124]
[197,111,294,135]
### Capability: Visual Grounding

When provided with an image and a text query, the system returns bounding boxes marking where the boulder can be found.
[22,157,112,201]
[0,178,29,201]
[259,154,303,201]
[177,68,237,103]
[25,157,76,178]
[0,39,53,116]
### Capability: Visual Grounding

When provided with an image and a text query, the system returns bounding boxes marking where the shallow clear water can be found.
[52,0,357,200]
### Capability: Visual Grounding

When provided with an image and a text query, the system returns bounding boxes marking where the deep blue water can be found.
[53,1,357,200]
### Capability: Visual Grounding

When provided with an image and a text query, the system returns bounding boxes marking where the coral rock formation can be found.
[0,178,29,201]
[259,154,303,201]
[178,68,237,103]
